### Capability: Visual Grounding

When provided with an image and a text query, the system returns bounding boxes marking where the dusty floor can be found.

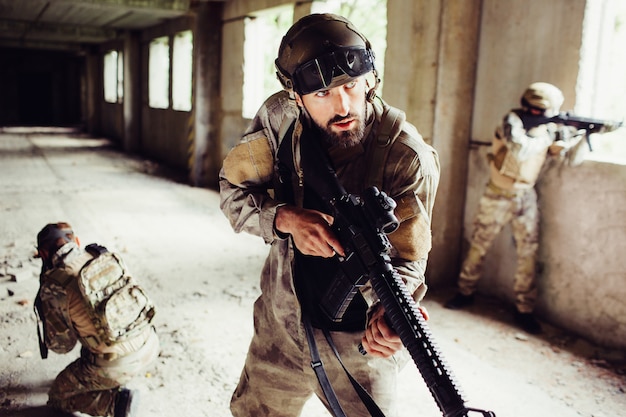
[0,129,624,417]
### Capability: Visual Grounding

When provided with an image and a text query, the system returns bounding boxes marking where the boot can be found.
[444,292,474,310]
[514,311,542,334]
[114,388,140,417]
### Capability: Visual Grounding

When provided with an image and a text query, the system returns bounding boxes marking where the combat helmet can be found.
[521,82,564,117]
[37,222,74,254]
[36,222,75,271]
[275,13,377,97]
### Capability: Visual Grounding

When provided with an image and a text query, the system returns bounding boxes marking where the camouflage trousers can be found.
[458,184,539,312]
[231,296,409,417]
[48,328,160,416]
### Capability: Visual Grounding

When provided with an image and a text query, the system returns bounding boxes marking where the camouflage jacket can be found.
[219,90,440,336]
[489,109,587,190]
[37,242,87,354]
[37,242,155,356]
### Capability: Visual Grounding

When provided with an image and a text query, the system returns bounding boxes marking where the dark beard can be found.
[317,104,367,149]
[321,122,365,149]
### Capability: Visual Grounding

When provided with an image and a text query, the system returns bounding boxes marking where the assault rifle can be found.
[517,110,623,151]
[300,133,496,417]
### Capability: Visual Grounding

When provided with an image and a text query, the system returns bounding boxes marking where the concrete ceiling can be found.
[0,0,223,51]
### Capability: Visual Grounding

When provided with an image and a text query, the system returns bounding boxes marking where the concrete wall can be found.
[471,0,586,138]
[538,160,626,348]
[385,0,482,289]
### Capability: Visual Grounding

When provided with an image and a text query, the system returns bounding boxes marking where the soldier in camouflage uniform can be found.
[445,82,616,334]
[219,14,439,417]
[35,223,160,417]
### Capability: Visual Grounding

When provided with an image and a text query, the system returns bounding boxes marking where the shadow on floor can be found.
[428,287,626,376]
[0,406,75,417]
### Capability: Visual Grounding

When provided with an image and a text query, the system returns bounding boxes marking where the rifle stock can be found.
[300,132,496,417]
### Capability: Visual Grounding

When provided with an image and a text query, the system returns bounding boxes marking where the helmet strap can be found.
[365,70,380,103]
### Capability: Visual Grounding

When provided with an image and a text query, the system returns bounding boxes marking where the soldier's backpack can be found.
[35,243,156,357]
[77,243,156,348]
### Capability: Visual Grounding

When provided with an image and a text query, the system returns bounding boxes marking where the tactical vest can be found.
[489,134,547,189]
[276,99,406,330]
[38,244,156,351]
[488,111,550,190]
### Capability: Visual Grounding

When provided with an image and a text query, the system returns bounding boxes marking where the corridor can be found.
[0,128,624,417]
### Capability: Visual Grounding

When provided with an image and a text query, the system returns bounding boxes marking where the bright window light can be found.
[241,1,388,119]
[104,50,123,103]
[311,0,387,93]
[242,7,291,119]
[578,0,626,163]
[117,51,124,102]
[149,36,170,109]
[173,30,193,112]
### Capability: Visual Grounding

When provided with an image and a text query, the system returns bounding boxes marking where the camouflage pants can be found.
[458,184,539,312]
[231,296,409,417]
[48,328,160,416]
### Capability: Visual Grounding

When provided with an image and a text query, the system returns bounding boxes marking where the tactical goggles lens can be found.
[293,47,374,95]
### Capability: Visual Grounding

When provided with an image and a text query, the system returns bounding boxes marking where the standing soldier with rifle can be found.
[445,82,620,334]
[219,13,442,417]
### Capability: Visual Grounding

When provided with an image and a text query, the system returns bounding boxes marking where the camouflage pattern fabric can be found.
[38,242,160,416]
[220,91,439,417]
[47,328,159,416]
[458,184,539,312]
[38,277,79,354]
[230,296,409,417]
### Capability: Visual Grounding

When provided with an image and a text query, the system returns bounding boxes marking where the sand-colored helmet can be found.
[275,13,376,96]
[521,82,564,116]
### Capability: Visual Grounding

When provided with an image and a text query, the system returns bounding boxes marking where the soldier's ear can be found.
[294,93,304,108]
[36,248,48,260]
[75,237,81,247]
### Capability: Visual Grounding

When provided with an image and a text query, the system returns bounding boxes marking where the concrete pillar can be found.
[430,1,482,287]
[385,0,482,287]
[293,1,313,21]
[191,1,224,187]
[219,16,248,157]
[84,49,101,135]
[123,31,141,153]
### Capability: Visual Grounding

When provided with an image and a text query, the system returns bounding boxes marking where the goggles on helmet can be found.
[37,225,73,252]
[292,47,374,95]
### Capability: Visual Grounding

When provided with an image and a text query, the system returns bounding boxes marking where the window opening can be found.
[173,30,193,112]
[242,6,292,119]
[241,0,388,119]
[311,0,387,94]
[578,0,626,163]
[104,50,123,103]
[116,51,124,102]
[149,36,170,109]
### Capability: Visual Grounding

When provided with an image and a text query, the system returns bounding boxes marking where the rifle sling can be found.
[303,315,347,417]
[303,315,387,417]
[322,328,387,417]
[366,101,404,190]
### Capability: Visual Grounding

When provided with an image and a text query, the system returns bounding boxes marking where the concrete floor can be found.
[0,128,624,417]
